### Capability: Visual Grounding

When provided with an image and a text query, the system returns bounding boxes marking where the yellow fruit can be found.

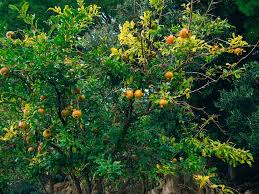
[79,95,86,101]
[172,158,177,163]
[0,67,10,76]
[72,109,82,119]
[38,108,45,114]
[179,28,189,39]
[6,31,15,39]
[28,147,34,152]
[165,35,175,45]
[164,71,173,80]
[134,90,143,99]
[159,99,168,108]
[61,109,70,118]
[125,90,134,100]
[43,129,51,139]
[18,121,28,130]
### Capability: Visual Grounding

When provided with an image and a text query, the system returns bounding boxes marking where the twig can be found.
[48,80,67,126]
[174,100,226,134]
[188,0,194,31]
[140,31,147,74]
[189,78,219,94]
[205,0,218,16]
[235,40,259,66]
[186,71,216,81]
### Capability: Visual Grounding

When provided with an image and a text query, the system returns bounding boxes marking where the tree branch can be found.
[48,80,67,126]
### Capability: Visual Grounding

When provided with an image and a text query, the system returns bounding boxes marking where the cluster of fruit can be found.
[165,28,243,55]
[15,86,86,153]
[165,28,190,45]
[124,71,173,108]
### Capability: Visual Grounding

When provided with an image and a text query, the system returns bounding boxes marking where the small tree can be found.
[0,0,255,193]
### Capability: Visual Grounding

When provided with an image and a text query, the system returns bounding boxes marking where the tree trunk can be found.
[70,173,83,194]
[84,172,92,194]
[38,177,48,194]
[96,178,104,194]
[49,177,54,194]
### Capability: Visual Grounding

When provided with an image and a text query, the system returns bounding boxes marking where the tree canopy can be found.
[0,0,258,193]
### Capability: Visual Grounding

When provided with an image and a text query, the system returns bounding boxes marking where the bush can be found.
[0,1,255,193]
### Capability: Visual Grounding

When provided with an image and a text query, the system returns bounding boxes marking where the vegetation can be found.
[216,62,259,154]
[0,0,258,193]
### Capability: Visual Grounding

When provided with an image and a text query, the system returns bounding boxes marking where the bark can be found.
[70,173,83,194]
[83,169,93,194]
[38,177,48,194]
[96,178,104,194]
[49,177,54,194]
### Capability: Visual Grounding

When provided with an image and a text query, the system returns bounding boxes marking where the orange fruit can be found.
[172,158,177,163]
[28,147,34,152]
[72,109,82,119]
[38,108,45,114]
[159,99,168,108]
[165,35,175,45]
[79,95,86,101]
[43,129,51,139]
[134,90,143,99]
[18,121,28,130]
[0,67,10,76]
[234,48,242,55]
[74,87,81,94]
[40,95,47,101]
[6,31,15,39]
[179,28,189,39]
[164,71,173,80]
[125,90,134,100]
[61,109,70,118]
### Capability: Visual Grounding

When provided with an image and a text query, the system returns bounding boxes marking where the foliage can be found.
[208,0,259,42]
[235,0,259,17]
[216,61,259,155]
[235,0,259,42]
[0,0,121,34]
[194,173,235,194]
[0,0,256,193]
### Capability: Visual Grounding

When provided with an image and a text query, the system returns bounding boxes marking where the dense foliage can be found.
[216,62,259,154]
[0,0,258,193]
[1,0,259,42]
